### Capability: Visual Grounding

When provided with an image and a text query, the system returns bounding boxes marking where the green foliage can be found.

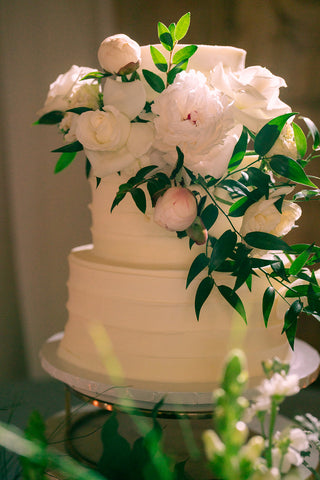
[262,287,275,327]
[35,111,64,125]
[254,112,296,156]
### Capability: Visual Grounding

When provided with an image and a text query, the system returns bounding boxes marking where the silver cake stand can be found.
[40,333,320,479]
[40,332,320,413]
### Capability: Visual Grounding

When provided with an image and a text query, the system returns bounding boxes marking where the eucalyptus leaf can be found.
[270,155,317,187]
[244,231,291,252]
[228,128,248,172]
[292,122,307,158]
[186,253,209,288]
[254,112,296,156]
[217,285,247,323]
[262,287,275,327]
[54,152,77,173]
[150,45,168,72]
[142,69,165,93]
[175,12,191,41]
[157,23,173,51]
[195,276,214,320]
[35,110,64,125]
[52,141,83,153]
[172,45,198,65]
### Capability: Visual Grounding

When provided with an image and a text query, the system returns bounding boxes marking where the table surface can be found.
[0,376,319,479]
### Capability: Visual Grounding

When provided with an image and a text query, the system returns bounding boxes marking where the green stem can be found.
[265,399,278,468]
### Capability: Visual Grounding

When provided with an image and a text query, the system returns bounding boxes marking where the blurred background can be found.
[0,0,319,380]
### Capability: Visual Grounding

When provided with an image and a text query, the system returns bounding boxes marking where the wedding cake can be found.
[37,13,320,393]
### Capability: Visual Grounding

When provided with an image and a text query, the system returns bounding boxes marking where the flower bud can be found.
[202,429,225,460]
[98,34,141,75]
[154,187,198,232]
[241,435,265,462]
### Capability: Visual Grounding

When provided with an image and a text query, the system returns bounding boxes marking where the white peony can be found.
[210,64,291,133]
[75,107,153,177]
[38,65,99,116]
[267,122,298,160]
[240,192,302,239]
[103,77,146,120]
[153,186,198,231]
[152,69,241,178]
[98,34,141,75]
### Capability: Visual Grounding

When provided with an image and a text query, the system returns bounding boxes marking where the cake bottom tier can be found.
[58,245,291,392]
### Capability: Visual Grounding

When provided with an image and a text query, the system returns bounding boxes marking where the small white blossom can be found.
[289,428,309,451]
[258,372,300,399]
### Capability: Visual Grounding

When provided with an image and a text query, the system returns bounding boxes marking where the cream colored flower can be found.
[103,77,146,120]
[267,122,298,160]
[154,187,198,231]
[38,65,99,116]
[98,34,141,75]
[210,63,291,133]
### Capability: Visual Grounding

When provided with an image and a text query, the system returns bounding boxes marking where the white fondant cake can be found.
[57,174,290,391]
[37,18,319,394]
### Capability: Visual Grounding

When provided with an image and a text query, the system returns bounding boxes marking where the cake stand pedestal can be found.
[40,333,320,479]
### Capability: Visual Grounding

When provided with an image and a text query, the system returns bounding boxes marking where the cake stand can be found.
[40,333,320,479]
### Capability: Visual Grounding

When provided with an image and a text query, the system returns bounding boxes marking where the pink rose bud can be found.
[98,34,141,76]
[154,186,198,232]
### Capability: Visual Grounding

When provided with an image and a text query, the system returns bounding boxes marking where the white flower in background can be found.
[240,189,302,239]
[257,372,300,399]
[103,77,146,120]
[59,112,79,143]
[152,69,241,178]
[76,107,153,177]
[210,63,291,132]
[267,122,298,160]
[154,186,198,231]
[98,33,141,75]
[38,65,99,116]
[289,428,309,452]
[271,429,308,475]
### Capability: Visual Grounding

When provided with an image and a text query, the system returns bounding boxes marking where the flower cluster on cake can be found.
[37,13,320,353]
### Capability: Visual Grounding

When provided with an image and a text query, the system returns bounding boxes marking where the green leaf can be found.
[218,285,247,323]
[300,116,320,150]
[285,284,309,298]
[289,247,311,275]
[195,276,214,320]
[150,45,168,72]
[168,22,176,40]
[85,157,91,178]
[167,60,188,84]
[209,230,237,273]
[228,128,248,172]
[172,45,198,65]
[142,69,165,93]
[282,300,303,349]
[186,253,209,288]
[54,151,77,173]
[175,12,191,41]
[134,164,158,180]
[52,140,83,153]
[200,203,219,231]
[157,22,173,51]
[229,196,254,217]
[307,282,320,312]
[293,189,320,201]
[67,106,93,115]
[81,71,111,80]
[244,167,271,198]
[244,231,291,252]
[170,146,184,179]
[130,188,146,214]
[254,112,297,156]
[270,155,317,187]
[35,110,64,125]
[263,287,275,327]
[292,122,307,158]
[271,258,289,281]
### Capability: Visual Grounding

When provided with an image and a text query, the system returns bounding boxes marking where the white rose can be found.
[267,122,298,160]
[98,34,141,75]
[75,107,153,177]
[59,112,79,143]
[153,186,198,231]
[103,77,146,120]
[210,64,291,132]
[38,65,99,116]
[152,69,241,178]
[240,194,302,239]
